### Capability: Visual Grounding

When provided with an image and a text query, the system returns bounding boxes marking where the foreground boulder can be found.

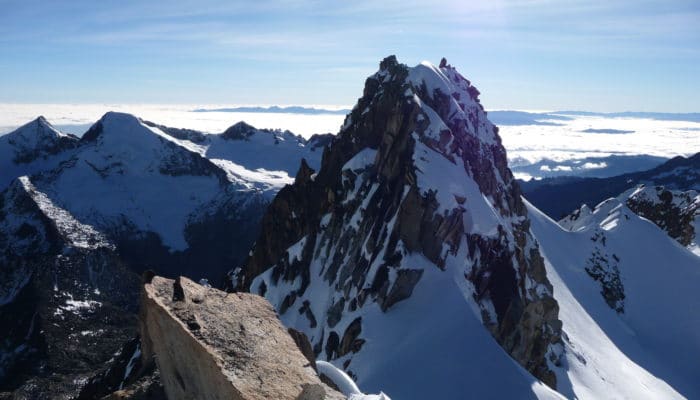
[139,276,344,400]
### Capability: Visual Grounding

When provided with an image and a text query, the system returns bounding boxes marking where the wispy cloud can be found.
[0,0,698,110]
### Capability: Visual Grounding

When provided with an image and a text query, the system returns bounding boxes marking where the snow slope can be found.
[528,199,700,398]
[259,241,564,399]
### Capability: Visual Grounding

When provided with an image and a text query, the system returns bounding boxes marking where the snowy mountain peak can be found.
[15,115,60,136]
[0,115,78,165]
[82,111,159,143]
[237,56,564,397]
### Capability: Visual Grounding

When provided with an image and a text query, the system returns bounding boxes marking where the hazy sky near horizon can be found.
[1,0,698,112]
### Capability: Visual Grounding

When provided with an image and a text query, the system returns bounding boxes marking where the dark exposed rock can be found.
[221,121,257,140]
[325,332,340,360]
[75,335,166,400]
[338,318,363,357]
[307,134,335,152]
[141,270,156,285]
[98,370,166,400]
[625,185,697,246]
[381,269,423,311]
[288,328,318,371]
[295,159,316,185]
[326,298,345,328]
[142,120,206,143]
[80,120,103,143]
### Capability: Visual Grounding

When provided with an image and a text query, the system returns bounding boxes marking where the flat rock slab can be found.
[140,276,344,400]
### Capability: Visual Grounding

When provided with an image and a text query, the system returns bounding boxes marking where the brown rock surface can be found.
[140,276,344,400]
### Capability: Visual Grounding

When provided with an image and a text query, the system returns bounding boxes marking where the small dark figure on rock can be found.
[173,277,186,302]
[142,269,156,284]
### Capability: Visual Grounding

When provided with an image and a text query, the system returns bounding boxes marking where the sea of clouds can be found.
[1,104,698,180]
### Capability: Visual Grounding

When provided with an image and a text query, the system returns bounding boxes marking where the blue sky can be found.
[0,0,698,111]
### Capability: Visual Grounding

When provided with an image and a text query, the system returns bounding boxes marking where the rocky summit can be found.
[233,56,563,397]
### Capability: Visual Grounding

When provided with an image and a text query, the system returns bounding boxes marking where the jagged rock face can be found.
[139,276,344,400]
[624,185,698,247]
[0,177,140,399]
[237,56,563,387]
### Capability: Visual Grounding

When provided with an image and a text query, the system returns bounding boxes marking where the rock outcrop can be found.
[139,276,344,400]
[624,185,698,247]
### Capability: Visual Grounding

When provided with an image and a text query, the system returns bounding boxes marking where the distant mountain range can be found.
[487,110,700,125]
[554,110,700,122]
[192,105,351,115]
[189,107,700,122]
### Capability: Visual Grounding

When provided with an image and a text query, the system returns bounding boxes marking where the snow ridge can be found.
[534,190,700,398]
[17,176,113,250]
